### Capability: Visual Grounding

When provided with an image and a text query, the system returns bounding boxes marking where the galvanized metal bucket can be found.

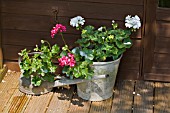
[76,55,122,101]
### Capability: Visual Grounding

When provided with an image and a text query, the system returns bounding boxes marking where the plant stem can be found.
[60,33,71,53]
[44,40,52,50]
[60,33,67,45]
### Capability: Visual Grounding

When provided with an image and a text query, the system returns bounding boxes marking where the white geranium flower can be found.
[134,15,140,21]
[70,16,85,27]
[98,27,103,31]
[125,15,131,21]
[112,20,115,23]
[132,15,141,29]
[124,42,131,45]
[77,16,85,25]
[125,23,133,28]
[70,17,78,27]
[125,15,141,29]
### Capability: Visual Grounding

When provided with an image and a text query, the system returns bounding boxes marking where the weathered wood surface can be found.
[47,86,75,113]
[143,0,170,81]
[1,72,170,112]
[111,81,134,113]
[133,81,154,113]
[157,21,170,38]
[154,82,170,113]
[142,0,157,73]
[67,90,91,113]
[89,98,112,113]
[1,1,143,20]
[157,8,170,21]
[0,71,20,112]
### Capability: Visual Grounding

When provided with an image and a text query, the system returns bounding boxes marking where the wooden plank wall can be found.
[147,8,170,80]
[0,0,144,80]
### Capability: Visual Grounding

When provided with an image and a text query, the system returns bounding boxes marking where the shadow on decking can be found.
[53,85,88,107]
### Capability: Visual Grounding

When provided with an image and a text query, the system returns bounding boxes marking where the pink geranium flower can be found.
[58,53,76,67]
[58,56,69,67]
[51,24,66,38]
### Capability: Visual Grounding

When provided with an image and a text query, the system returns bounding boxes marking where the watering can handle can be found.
[53,74,109,87]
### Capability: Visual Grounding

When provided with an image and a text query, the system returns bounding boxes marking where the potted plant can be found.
[18,40,60,95]
[51,15,141,101]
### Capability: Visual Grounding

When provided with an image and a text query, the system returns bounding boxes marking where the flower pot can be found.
[19,74,54,95]
[76,55,122,101]
[18,51,56,95]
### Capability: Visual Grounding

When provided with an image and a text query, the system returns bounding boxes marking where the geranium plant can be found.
[51,15,141,80]
[70,15,141,61]
[19,40,60,86]
[51,23,94,79]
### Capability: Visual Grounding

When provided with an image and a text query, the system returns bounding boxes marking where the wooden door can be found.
[143,0,170,81]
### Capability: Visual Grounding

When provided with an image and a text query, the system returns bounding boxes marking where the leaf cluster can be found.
[76,22,133,61]
[18,40,60,86]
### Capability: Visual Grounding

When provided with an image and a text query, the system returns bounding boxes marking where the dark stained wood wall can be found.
[0,0,144,80]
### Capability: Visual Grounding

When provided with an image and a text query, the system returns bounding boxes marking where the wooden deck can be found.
[0,71,170,113]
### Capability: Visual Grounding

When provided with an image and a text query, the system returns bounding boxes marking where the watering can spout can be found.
[53,74,109,87]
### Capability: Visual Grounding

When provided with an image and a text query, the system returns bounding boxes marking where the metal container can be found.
[77,55,122,101]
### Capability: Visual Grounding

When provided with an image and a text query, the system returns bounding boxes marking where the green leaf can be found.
[123,38,133,48]
[60,51,67,57]
[115,35,124,41]
[51,44,60,54]
[42,74,54,82]
[115,41,125,49]
[49,66,57,73]
[85,54,94,60]
[23,70,31,78]
[74,73,81,78]
[124,30,131,36]
[62,66,69,74]
[113,48,125,60]
[84,25,95,33]
[32,76,42,86]
[62,45,68,51]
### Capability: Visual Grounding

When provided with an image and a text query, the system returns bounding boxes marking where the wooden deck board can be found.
[1,72,170,113]
[2,87,31,113]
[89,97,112,113]
[111,80,135,113]
[67,90,91,113]
[154,82,170,113]
[24,92,53,113]
[0,72,20,112]
[46,86,75,113]
[133,81,154,113]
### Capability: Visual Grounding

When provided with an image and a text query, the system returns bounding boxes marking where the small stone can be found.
[2,80,6,83]
[137,93,141,96]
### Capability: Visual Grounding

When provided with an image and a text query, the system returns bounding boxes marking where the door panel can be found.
[143,0,170,81]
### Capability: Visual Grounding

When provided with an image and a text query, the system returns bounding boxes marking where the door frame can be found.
[142,0,157,79]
